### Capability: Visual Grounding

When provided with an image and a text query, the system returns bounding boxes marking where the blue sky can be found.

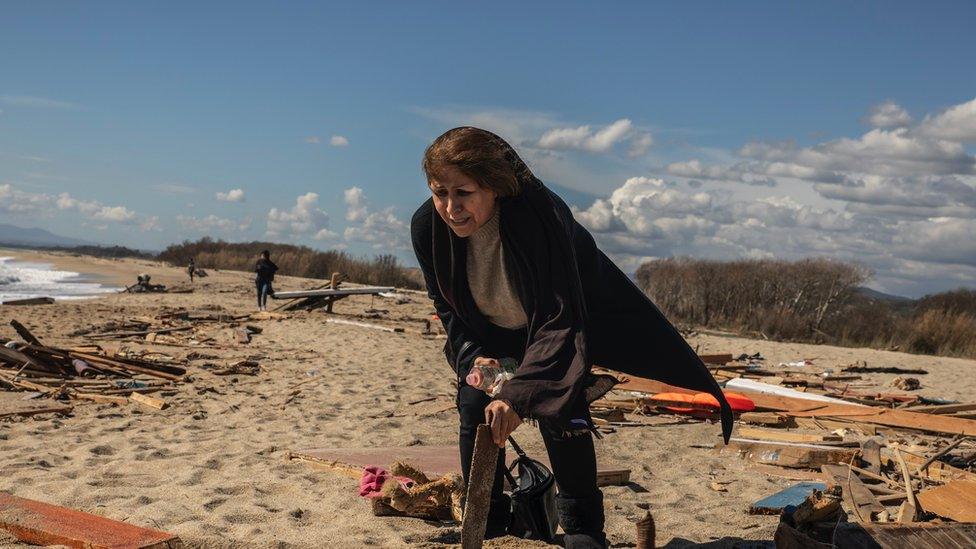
[2,2,975,297]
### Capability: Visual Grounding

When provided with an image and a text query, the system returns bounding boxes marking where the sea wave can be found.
[0,256,120,301]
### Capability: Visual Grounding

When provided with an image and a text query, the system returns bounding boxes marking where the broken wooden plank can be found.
[736,426,841,444]
[739,412,794,427]
[0,492,182,548]
[70,393,130,406]
[324,318,405,333]
[271,286,395,300]
[749,482,826,515]
[461,425,497,549]
[893,448,918,523]
[821,464,886,523]
[286,446,629,486]
[832,521,976,549]
[1,297,54,306]
[718,438,858,469]
[9,320,42,346]
[860,438,882,476]
[904,402,976,415]
[916,480,976,523]
[129,392,167,410]
[774,522,832,549]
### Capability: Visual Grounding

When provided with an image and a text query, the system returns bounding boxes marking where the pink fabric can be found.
[359,466,415,498]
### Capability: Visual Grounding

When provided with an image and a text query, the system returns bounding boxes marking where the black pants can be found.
[458,384,605,544]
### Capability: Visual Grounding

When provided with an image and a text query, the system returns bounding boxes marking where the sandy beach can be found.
[1,251,974,548]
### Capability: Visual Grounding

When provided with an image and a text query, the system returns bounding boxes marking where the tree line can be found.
[636,257,976,359]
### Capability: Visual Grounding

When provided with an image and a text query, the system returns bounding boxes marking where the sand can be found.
[1,251,974,548]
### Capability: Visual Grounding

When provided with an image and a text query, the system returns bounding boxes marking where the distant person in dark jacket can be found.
[187,259,196,282]
[254,250,278,311]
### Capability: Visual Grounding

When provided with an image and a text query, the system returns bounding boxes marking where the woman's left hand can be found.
[484,400,522,448]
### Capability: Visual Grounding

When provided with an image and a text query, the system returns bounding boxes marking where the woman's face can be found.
[429,166,497,237]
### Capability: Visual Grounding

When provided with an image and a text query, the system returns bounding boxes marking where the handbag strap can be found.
[507,435,526,457]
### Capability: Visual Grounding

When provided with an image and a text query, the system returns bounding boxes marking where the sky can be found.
[1,2,975,297]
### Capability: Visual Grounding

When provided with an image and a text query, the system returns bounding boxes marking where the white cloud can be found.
[628,133,654,157]
[330,135,350,147]
[0,183,52,214]
[864,100,912,128]
[216,188,245,202]
[344,186,367,222]
[341,187,408,249]
[93,205,135,222]
[916,97,976,143]
[266,192,331,238]
[538,119,634,153]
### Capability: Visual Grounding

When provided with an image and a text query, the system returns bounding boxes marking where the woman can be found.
[411,127,732,547]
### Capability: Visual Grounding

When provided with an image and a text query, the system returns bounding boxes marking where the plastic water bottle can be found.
[466,358,518,395]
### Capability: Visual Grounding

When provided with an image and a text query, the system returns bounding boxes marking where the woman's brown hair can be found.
[422,127,525,197]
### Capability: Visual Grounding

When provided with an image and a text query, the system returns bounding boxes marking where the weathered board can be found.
[916,480,976,522]
[832,522,976,549]
[287,445,630,487]
[271,286,394,300]
[0,492,182,548]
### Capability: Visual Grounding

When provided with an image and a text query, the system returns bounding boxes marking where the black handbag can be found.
[504,437,558,541]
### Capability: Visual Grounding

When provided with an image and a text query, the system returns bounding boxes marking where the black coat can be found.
[411,178,732,441]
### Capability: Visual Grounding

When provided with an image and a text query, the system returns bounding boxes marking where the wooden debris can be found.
[860,438,882,475]
[739,412,794,427]
[635,511,655,549]
[791,486,842,524]
[0,492,182,548]
[129,392,167,410]
[749,482,827,515]
[1,297,55,306]
[774,522,831,549]
[718,438,858,469]
[841,363,928,375]
[325,318,405,333]
[212,360,260,376]
[286,446,629,486]
[916,480,976,522]
[272,286,395,300]
[893,448,918,523]
[736,426,841,444]
[461,425,498,549]
[832,522,976,548]
[821,464,886,523]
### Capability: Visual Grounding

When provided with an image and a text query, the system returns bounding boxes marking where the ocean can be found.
[0,256,121,302]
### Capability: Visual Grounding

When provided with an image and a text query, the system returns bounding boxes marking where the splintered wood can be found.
[460,425,498,549]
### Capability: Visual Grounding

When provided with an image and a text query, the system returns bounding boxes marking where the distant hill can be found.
[0,223,96,248]
[857,286,914,304]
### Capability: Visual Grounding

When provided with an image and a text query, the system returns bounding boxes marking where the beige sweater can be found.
[466,209,528,329]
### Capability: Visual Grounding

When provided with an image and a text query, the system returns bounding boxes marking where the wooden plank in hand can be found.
[460,424,498,549]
